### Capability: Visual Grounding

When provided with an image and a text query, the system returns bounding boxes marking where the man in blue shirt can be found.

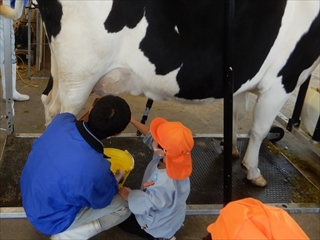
[20,95,132,239]
[0,0,29,101]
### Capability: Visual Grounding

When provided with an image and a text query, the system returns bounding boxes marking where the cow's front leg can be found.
[242,129,267,187]
[233,92,248,157]
[243,84,289,187]
[59,84,93,118]
[220,92,248,158]
[42,54,60,126]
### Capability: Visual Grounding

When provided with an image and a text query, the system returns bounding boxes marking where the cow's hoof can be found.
[251,176,268,187]
[232,151,240,158]
[241,163,248,175]
[220,140,240,158]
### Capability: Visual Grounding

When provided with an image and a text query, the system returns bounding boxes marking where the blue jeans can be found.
[66,194,131,231]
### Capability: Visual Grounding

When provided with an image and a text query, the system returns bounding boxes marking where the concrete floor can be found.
[0,66,319,239]
[0,214,319,240]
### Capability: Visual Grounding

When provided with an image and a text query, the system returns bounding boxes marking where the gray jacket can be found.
[127,132,190,238]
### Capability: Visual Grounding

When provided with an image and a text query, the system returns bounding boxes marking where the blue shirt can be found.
[11,0,28,8]
[20,113,118,235]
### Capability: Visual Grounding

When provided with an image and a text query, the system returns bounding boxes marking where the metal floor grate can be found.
[104,137,319,204]
[0,136,319,207]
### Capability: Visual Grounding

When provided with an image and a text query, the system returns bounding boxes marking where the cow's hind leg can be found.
[243,83,289,186]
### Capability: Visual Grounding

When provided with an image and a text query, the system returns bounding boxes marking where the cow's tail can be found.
[41,74,53,105]
[0,0,24,20]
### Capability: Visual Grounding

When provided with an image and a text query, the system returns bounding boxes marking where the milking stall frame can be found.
[1,0,319,222]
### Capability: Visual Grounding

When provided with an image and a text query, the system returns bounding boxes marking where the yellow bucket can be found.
[104,148,134,187]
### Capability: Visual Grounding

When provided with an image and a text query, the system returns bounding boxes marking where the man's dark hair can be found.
[87,95,131,139]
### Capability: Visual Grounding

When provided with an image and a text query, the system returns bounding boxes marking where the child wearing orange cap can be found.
[118,116,194,240]
[202,198,309,240]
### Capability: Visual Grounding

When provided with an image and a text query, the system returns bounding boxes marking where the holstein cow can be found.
[34,0,318,187]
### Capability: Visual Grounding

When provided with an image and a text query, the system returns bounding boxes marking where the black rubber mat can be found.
[0,135,319,207]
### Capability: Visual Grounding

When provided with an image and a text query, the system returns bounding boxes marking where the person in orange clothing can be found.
[202,197,309,240]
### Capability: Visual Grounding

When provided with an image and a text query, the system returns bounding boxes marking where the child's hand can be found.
[118,187,131,201]
[130,116,136,123]
[115,169,124,183]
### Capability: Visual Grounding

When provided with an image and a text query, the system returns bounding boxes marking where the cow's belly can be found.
[93,68,143,96]
[93,66,181,100]
[93,67,218,105]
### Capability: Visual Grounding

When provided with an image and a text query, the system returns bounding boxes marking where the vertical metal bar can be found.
[287,76,311,131]
[27,7,31,79]
[3,0,14,135]
[36,9,40,72]
[223,0,235,205]
[137,98,154,136]
[41,14,46,78]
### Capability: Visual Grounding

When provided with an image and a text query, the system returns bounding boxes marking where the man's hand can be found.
[118,187,131,201]
[115,169,124,183]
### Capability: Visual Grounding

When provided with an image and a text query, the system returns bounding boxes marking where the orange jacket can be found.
[207,198,309,240]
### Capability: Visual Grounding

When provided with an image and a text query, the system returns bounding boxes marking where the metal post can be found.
[137,98,154,136]
[35,9,40,72]
[223,0,235,205]
[3,0,14,135]
[27,7,31,79]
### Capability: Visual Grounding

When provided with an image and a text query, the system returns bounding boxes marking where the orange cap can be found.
[150,117,194,180]
[207,198,309,240]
